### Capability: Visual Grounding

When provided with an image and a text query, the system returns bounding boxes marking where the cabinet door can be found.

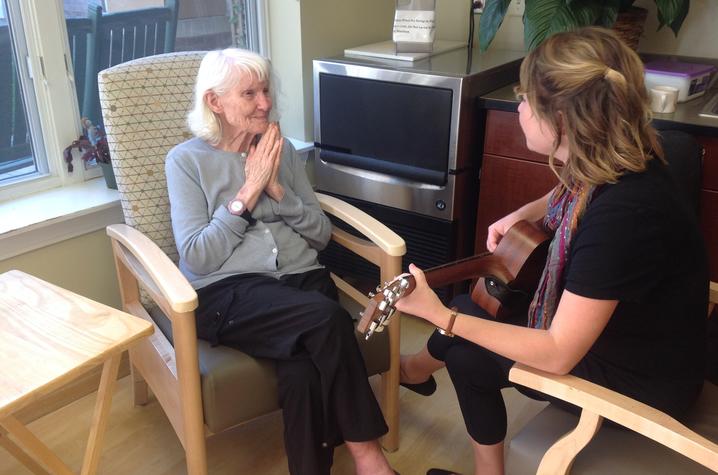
[698,136,718,280]
[701,189,718,282]
[697,136,718,191]
[475,153,558,252]
[484,110,549,164]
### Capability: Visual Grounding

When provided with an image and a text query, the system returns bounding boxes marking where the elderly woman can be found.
[165,48,395,475]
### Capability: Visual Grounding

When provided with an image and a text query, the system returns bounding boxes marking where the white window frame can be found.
[246,0,271,58]
[1,0,270,203]
[0,0,99,203]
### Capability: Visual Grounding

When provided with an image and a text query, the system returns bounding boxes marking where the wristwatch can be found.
[227,198,256,225]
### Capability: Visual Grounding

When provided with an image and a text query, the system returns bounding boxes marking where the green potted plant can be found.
[63,118,116,189]
[478,0,690,51]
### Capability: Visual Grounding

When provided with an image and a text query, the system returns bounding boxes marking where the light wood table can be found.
[0,270,153,475]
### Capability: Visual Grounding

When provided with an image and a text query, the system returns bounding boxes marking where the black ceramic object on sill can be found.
[99,161,117,189]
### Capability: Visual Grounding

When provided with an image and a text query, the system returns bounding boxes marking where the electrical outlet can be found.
[508,0,524,17]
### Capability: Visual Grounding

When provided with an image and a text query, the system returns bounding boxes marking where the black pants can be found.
[427,294,589,445]
[195,269,388,475]
[431,295,704,446]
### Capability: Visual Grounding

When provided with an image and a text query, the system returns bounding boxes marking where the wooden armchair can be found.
[502,132,718,474]
[98,52,404,475]
[505,281,718,475]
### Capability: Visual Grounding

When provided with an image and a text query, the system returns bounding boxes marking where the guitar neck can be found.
[423,251,497,289]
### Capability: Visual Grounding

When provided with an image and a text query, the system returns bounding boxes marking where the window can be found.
[0,10,39,183]
[0,0,267,200]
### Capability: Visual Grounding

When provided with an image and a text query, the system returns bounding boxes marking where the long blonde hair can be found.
[516,27,662,189]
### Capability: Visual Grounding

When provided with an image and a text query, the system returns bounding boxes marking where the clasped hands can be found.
[242,122,285,204]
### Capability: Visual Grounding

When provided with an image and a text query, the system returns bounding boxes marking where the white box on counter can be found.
[644,60,716,103]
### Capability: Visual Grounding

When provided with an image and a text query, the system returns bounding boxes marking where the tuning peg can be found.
[368,292,375,298]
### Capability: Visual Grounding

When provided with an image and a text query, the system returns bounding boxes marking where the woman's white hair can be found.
[187,48,278,145]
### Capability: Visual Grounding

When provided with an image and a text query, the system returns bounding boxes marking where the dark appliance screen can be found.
[318,73,453,186]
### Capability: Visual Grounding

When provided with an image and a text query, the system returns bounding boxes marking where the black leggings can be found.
[430,294,706,446]
[195,269,387,475]
[427,294,582,445]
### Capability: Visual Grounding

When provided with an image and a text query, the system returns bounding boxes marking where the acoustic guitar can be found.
[357,220,551,339]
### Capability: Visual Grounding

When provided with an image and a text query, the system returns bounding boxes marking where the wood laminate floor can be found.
[0,316,546,475]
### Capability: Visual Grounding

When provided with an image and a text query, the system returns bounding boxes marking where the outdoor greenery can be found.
[478,0,691,51]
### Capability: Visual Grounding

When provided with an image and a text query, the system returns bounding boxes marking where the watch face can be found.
[229,199,245,214]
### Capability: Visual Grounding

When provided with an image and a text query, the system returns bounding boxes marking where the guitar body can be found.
[469,220,550,321]
[357,220,551,338]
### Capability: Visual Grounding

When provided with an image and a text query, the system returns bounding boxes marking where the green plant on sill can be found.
[478,0,690,51]
[63,118,111,172]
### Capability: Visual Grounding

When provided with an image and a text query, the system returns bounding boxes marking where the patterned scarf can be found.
[528,183,595,329]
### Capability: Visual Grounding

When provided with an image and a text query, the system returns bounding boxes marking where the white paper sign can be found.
[393,10,436,43]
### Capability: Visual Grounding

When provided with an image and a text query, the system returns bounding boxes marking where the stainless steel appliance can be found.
[312,47,525,296]
[313,47,524,219]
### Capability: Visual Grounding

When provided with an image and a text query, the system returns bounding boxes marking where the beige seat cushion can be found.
[506,381,718,475]
[148,294,389,433]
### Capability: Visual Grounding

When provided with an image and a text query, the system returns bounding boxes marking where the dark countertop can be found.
[480,83,718,137]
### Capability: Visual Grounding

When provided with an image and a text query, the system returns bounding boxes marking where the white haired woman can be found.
[165,48,396,475]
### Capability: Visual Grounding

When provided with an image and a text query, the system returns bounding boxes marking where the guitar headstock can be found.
[357,273,416,339]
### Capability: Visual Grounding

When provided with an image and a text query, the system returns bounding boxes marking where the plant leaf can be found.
[479,0,513,52]
[524,0,603,50]
[63,147,74,173]
[596,0,620,27]
[655,0,689,35]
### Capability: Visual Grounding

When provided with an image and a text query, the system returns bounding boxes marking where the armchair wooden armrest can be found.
[315,193,405,451]
[316,192,405,256]
[508,362,718,474]
[107,222,205,463]
[107,223,198,315]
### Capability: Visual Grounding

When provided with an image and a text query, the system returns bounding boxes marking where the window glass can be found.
[61,0,256,143]
[0,1,43,184]
[1,0,263,192]
[175,0,260,52]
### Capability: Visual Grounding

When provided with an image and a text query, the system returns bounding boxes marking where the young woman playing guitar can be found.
[396,27,708,475]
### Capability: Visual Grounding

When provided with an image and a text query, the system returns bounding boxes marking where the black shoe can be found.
[426,469,459,475]
[400,374,436,396]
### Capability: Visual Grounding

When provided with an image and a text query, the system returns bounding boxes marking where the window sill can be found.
[286,137,314,155]
[0,138,314,261]
[0,178,124,260]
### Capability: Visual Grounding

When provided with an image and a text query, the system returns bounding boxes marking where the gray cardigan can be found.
[165,137,332,289]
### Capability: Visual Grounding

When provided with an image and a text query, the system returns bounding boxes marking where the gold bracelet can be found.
[437,306,458,337]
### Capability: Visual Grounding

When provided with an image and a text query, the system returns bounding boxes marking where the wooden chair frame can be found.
[508,281,718,474]
[106,193,405,475]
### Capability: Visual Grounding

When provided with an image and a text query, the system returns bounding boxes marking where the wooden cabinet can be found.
[475,110,558,252]
[698,136,718,281]
[477,109,718,281]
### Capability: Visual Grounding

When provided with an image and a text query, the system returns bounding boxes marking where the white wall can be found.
[268,0,394,141]
[0,229,121,308]
[636,0,718,58]
[262,1,718,140]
